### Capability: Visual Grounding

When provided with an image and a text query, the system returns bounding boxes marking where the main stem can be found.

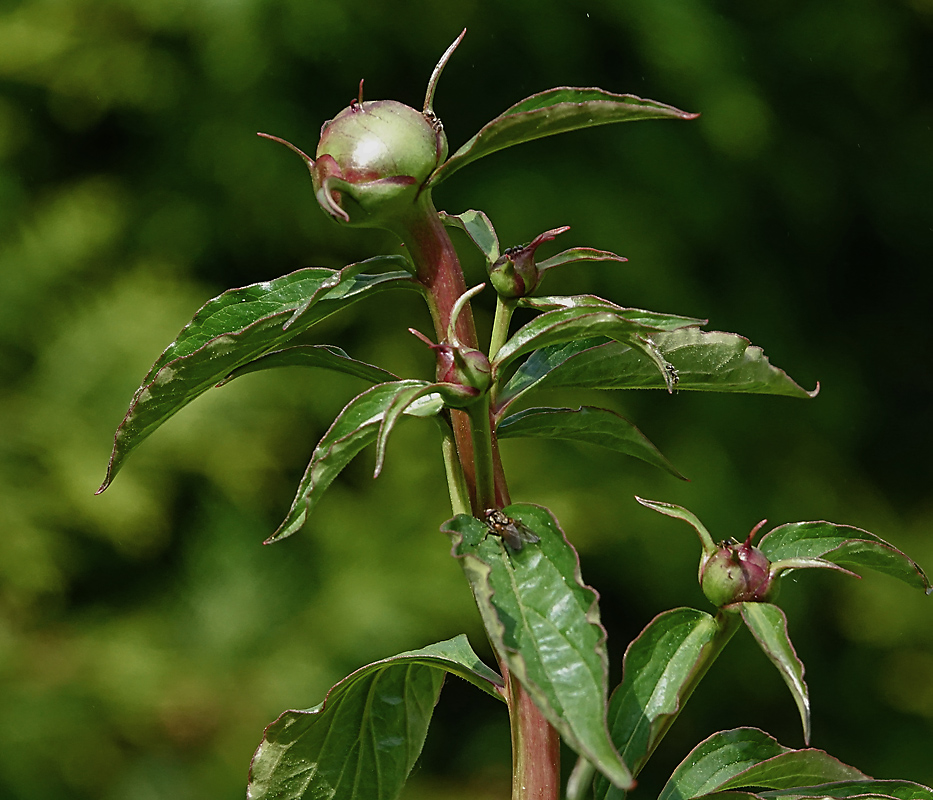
[392,192,560,799]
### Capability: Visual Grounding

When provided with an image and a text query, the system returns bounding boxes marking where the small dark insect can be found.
[483,508,540,552]
[665,363,679,387]
[423,110,444,134]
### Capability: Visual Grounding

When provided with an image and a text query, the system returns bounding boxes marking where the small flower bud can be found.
[410,329,491,408]
[488,226,569,298]
[700,522,776,607]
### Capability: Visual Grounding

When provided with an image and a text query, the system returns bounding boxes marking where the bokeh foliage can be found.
[1,0,932,798]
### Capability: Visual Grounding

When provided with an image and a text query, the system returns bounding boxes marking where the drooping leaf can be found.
[99,257,415,491]
[442,504,634,790]
[492,306,700,375]
[759,779,933,800]
[268,381,442,543]
[374,381,468,477]
[439,209,500,263]
[247,635,502,800]
[218,344,398,386]
[758,522,932,594]
[496,406,685,480]
[497,328,817,414]
[659,728,866,800]
[429,87,697,186]
[738,603,810,745]
[593,608,721,800]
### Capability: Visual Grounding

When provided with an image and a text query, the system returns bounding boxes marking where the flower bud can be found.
[410,328,491,408]
[488,226,569,298]
[260,95,447,229]
[700,523,776,607]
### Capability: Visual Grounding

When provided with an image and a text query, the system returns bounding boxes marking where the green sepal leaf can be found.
[442,504,634,790]
[758,522,932,594]
[635,497,717,558]
[498,328,817,413]
[429,87,697,186]
[246,635,502,800]
[268,380,441,543]
[759,779,933,800]
[218,344,398,386]
[658,727,866,800]
[737,603,810,745]
[492,305,700,375]
[496,406,685,480]
[593,608,720,800]
[536,247,628,273]
[99,257,415,491]
[439,209,500,263]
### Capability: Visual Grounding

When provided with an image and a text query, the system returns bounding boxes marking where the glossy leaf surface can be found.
[442,504,633,790]
[498,328,816,413]
[496,406,685,479]
[492,306,700,374]
[594,608,719,800]
[100,257,414,490]
[268,381,441,543]
[758,522,932,594]
[760,780,933,800]
[659,728,866,800]
[738,603,810,744]
[218,344,397,386]
[429,87,697,186]
[247,635,502,800]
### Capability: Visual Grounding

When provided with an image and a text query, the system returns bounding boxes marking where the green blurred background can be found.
[2,0,932,797]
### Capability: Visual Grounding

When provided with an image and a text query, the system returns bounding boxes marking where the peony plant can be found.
[99,31,932,800]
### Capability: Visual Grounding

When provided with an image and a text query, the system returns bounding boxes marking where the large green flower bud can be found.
[260,33,463,229]
[310,98,447,227]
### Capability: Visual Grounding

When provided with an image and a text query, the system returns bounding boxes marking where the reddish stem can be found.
[392,194,492,515]
[392,193,561,798]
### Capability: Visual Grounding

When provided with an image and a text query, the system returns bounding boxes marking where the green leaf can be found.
[429,87,697,186]
[593,608,719,800]
[758,522,932,594]
[247,635,502,800]
[498,328,817,412]
[760,780,933,800]
[738,603,810,745]
[442,504,634,790]
[268,381,441,543]
[492,305,700,375]
[496,337,603,413]
[496,406,685,480]
[218,344,398,386]
[536,247,628,273]
[99,257,415,491]
[659,728,866,800]
[439,208,500,263]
